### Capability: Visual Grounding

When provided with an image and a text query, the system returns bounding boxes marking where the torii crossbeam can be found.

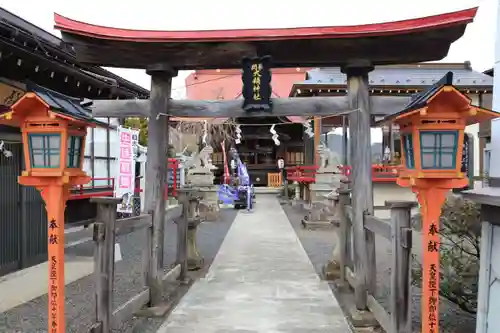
[89,96,412,118]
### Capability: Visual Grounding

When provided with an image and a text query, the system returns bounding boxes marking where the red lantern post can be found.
[0,86,99,333]
[376,72,500,333]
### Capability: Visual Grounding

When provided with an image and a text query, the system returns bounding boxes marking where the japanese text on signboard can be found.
[241,56,272,112]
[251,63,262,100]
[116,127,138,214]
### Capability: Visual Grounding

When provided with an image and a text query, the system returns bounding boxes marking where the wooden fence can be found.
[337,189,415,333]
[267,172,282,188]
[88,189,200,333]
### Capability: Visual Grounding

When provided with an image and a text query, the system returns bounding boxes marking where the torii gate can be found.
[54,8,477,310]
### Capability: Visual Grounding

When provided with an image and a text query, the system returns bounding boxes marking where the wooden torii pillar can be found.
[143,64,177,306]
[342,60,375,310]
[314,116,321,165]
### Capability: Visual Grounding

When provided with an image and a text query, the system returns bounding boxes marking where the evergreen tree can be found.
[124,117,148,146]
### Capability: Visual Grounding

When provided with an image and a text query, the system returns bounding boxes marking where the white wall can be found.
[82,118,149,205]
[465,123,480,177]
[466,94,481,177]
[82,118,120,187]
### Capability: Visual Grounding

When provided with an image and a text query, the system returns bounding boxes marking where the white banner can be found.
[115,126,139,214]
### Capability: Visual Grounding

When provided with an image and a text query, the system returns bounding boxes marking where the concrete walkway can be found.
[157,196,350,333]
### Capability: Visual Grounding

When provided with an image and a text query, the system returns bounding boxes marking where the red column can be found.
[40,184,71,333]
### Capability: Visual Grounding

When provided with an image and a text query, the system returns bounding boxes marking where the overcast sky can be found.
[0,0,497,142]
[0,0,496,95]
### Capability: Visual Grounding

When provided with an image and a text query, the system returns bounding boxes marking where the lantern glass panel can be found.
[28,133,61,168]
[402,134,415,169]
[420,131,458,169]
[67,136,83,168]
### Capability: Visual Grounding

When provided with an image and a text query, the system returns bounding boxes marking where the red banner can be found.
[221,141,230,184]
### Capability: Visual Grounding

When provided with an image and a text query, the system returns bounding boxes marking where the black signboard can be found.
[241,56,273,112]
[460,133,470,173]
[454,133,474,192]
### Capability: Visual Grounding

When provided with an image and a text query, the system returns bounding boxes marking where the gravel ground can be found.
[0,208,238,333]
[281,203,476,333]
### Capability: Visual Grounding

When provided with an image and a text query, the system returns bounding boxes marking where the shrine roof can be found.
[0,7,149,99]
[54,8,477,69]
[290,62,493,96]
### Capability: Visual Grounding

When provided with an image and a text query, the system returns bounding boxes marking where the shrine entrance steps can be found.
[156,195,351,333]
[253,186,282,194]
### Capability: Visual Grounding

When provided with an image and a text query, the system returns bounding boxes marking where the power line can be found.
[170,73,290,94]
[170,74,235,92]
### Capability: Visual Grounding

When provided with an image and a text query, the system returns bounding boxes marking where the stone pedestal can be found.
[310,171,344,204]
[177,186,205,271]
[323,194,342,279]
[303,170,345,228]
[198,186,220,221]
[187,167,218,221]
[291,181,302,208]
[186,167,214,187]
[302,189,337,227]
[310,182,333,205]
[187,216,204,270]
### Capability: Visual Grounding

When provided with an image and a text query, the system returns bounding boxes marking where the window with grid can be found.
[286,151,304,165]
[29,134,61,168]
[211,152,224,164]
[420,131,458,169]
[67,136,83,168]
[402,134,414,169]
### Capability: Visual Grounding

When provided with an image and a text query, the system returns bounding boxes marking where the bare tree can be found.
[174,119,236,152]
[411,196,480,314]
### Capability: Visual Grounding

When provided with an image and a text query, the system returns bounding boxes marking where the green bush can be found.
[167,144,176,158]
[411,195,481,314]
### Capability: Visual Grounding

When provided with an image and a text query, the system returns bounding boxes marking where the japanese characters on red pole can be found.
[423,213,440,333]
[48,218,59,332]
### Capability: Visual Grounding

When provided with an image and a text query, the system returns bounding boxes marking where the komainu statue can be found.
[317,143,342,172]
[184,145,217,171]
[198,145,217,170]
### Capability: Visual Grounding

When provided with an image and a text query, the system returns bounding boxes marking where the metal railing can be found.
[70,178,115,200]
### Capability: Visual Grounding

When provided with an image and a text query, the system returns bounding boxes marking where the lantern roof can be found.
[375,71,500,126]
[2,83,107,127]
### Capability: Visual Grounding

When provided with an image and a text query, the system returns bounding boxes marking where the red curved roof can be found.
[54,8,477,42]
[54,8,478,70]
